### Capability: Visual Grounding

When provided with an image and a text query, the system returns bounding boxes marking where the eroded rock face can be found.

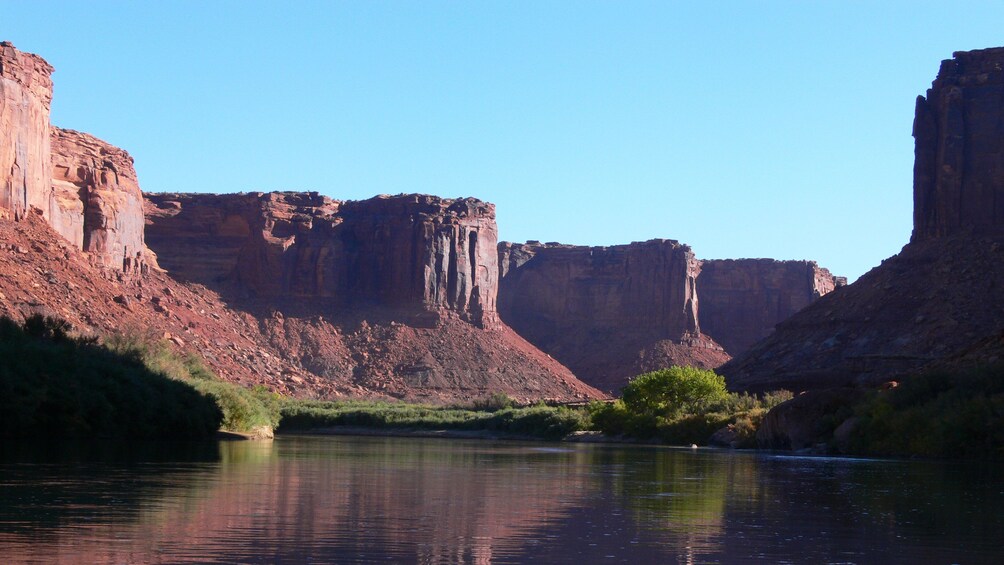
[142,191,603,401]
[498,240,730,392]
[723,46,1004,392]
[145,192,498,327]
[913,47,1004,242]
[697,259,845,355]
[50,127,150,273]
[1,43,150,274]
[0,42,53,221]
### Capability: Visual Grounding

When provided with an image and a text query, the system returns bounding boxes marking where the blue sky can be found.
[5,1,1004,281]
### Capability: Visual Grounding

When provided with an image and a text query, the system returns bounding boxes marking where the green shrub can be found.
[622,366,729,417]
[0,315,221,439]
[848,366,1004,459]
[468,392,516,412]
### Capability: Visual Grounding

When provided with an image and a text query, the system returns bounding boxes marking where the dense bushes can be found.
[847,366,1004,459]
[105,330,281,434]
[589,366,792,446]
[0,315,221,439]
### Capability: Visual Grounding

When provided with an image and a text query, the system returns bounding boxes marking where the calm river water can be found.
[1,435,1002,564]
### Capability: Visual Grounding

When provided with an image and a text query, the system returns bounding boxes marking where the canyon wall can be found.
[145,192,498,327]
[0,41,53,221]
[697,259,845,355]
[498,240,730,392]
[723,47,1004,392]
[1,42,149,273]
[913,47,1004,241]
[50,127,150,273]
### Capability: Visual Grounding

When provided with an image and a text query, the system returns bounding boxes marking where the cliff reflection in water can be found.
[1,436,1002,563]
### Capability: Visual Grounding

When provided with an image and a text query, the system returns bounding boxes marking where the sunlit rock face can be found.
[144,191,603,402]
[0,42,53,221]
[50,127,151,273]
[722,46,1004,392]
[145,192,499,327]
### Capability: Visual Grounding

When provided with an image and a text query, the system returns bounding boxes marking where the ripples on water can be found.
[1,436,1002,564]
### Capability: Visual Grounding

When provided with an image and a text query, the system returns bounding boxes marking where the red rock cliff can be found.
[143,191,603,402]
[1,43,150,274]
[913,47,1004,241]
[145,192,498,326]
[0,42,53,221]
[50,127,151,273]
[723,46,1004,392]
[498,240,729,392]
[697,259,844,355]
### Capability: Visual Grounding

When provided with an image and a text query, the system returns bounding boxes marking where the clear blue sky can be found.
[5,1,1004,281]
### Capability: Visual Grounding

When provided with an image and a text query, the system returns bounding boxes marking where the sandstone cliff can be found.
[1,43,151,274]
[498,240,730,392]
[145,192,498,327]
[50,127,151,273]
[0,41,53,221]
[722,47,1004,392]
[913,47,1004,242]
[697,259,844,355]
[144,192,602,402]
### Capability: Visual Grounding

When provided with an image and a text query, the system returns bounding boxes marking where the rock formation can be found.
[697,259,844,355]
[0,41,53,221]
[144,191,603,402]
[498,240,730,392]
[913,47,1004,242]
[50,127,151,273]
[145,192,498,327]
[1,43,150,274]
[722,47,1004,392]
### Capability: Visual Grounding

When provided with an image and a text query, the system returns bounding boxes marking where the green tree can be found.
[621,366,728,417]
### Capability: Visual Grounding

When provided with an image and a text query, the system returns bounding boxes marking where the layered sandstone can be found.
[498,240,729,392]
[1,43,150,274]
[697,259,845,355]
[144,192,602,402]
[0,41,53,221]
[145,192,498,327]
[723,47,1004,392]
[50,127,150,273]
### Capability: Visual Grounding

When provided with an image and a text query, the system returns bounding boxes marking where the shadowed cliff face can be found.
[697,259,844,355]
[145,192,498,327]
[498,240,730,392]
[913,47,1004,242]
[723,47,1004,392]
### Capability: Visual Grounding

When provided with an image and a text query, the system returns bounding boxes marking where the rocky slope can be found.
[722,46,1004,392]
[144,191,602,402]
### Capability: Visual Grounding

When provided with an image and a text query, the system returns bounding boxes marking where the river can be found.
[1,435,1001,563]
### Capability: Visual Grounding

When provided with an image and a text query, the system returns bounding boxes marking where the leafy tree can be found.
[621,366,729,417]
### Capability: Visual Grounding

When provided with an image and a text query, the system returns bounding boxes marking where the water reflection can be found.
[1,437,1002,563]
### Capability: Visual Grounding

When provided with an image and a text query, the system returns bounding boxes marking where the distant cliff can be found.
[498,240,729,392]
[697,259,844,355]
[497,241,841,392]
[723,46,1004,392]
